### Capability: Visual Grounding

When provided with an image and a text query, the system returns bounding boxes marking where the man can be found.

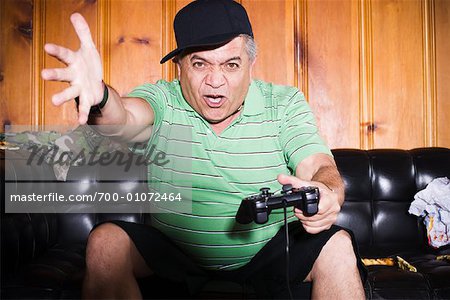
[41,0,366,298]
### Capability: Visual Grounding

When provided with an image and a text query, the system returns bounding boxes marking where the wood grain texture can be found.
[41,0,99,126]
[305,0,360,148]
[161,0,178,81]
[435,0,450,147]
[359,0,375,150]
[0,0,33,129]
[1,0,449,149]
[242,0,295,86]
[422,0,437,147]
[108,0,163,97]
[371,0,425,148]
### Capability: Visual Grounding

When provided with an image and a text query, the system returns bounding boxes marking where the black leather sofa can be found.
[2,147,450,299]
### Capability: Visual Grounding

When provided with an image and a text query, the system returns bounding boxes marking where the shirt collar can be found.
[173,80,195,112]
[241,80,265,116]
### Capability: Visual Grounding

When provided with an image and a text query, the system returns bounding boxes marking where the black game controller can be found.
[235,184,320,224]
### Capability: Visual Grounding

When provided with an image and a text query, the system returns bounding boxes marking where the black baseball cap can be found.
[160,0,253,64]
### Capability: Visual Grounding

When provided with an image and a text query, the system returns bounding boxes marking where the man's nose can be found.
[205,69,226,88]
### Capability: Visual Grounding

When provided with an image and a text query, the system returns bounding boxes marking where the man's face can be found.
[177,37,255,125]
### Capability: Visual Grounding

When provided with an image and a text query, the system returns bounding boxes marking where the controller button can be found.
[260,187,270,196]
[282,184,293,194]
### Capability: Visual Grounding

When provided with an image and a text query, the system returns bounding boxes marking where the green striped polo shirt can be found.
[128,79,331,271]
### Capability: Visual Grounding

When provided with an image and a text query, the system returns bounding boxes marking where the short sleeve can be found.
[127,80,170,128]
[279,90,332,172]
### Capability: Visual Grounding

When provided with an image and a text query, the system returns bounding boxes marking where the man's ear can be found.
[249,57,256,78]
[176,61,182,78]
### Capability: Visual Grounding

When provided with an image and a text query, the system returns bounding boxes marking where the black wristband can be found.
[74,83,109,115]
[97,83,109,109]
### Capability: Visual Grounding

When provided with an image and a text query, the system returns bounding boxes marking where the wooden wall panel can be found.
[242,0,295,86]
[41,0,98,126]
[0,0,33,129]
[174,0,296,86]
[1,0,449,149]
[164,0,191,81]
[172,0,295,86]
[107,0,164,96]
[435,0,450,147]
[305,0,360,149]
[175,1,192,14]
[371,0,425,148]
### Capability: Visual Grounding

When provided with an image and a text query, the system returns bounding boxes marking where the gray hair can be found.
[241,34,257,62]
[174,34,257,63]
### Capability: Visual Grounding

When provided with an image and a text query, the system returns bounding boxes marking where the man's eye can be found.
[227,63,239,70]
[193,62,205,68]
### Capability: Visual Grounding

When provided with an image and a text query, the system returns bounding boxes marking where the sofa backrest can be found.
[1,149,149,275]
[2,147,449,275]
[55,147,450,253]
[333,148,450,257]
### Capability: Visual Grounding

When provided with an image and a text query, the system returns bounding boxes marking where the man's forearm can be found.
[311,165,345,206]
[88,84,127,126]
[87,84,153,142]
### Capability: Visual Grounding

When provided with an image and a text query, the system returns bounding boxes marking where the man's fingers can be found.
[41,68,74,82]
[295,208,337,235]
[70,13,95,48]
[298,215,333,228]
[277,173,310,188]
[44,43,74,65]
[77,100,90,125]
[294,207,331,221]
[43,13,101,124]
[303,224,332,235]
[51,86,80,106]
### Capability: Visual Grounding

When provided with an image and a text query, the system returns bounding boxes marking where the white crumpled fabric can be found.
[408,177,450,248]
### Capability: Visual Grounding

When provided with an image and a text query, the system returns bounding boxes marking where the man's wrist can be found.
[322,183,335,193]
[97,83,109,109]
[74,82,109,115]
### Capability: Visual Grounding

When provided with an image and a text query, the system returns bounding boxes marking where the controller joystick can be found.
[235,184,320,224]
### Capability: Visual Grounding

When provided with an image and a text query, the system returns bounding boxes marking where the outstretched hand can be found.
[277,173,341,234]
[41,13,103,124]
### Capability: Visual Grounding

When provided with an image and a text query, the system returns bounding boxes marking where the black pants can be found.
[96,220,367,299]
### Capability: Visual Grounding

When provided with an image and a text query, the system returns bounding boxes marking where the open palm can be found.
[41,13,103,124]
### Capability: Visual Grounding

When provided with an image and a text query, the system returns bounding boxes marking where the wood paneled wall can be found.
[1,0,449,150]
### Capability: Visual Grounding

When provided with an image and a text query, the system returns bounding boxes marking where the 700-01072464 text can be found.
[9,192,183,202]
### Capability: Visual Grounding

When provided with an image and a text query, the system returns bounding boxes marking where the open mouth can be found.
[203,94,226,107]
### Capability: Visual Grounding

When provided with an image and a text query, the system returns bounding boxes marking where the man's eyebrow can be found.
[189,55,242,64]
[223,57,241,63]
[190,55,209,62]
